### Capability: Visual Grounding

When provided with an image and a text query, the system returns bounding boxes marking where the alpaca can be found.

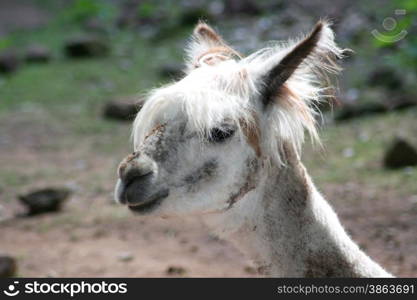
[114,21,393,277]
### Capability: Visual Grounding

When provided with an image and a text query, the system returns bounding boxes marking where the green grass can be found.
[0,19,185,116]
[304,109,417,196]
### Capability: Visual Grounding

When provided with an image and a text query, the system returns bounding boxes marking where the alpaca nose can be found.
[118,152,153,183]
[116,151,155,204]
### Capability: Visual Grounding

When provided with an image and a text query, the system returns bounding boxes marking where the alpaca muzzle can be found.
[115,152,169,213]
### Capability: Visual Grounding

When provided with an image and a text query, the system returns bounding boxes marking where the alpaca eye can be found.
[209,126,235,143]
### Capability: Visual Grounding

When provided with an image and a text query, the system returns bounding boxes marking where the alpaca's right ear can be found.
[253,21,344,107]
[184,22,241,73]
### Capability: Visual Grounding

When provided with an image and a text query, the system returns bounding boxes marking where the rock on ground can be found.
[166,266,186,276]
[64,36,109,58]
[25,44,51,63]
[18,188,71,216]
[103,99,144,121]
[0,256,17,278]
[335,103,387,122]
[368,67,403,91]
[0,50,20,74]
[383,138,417,169]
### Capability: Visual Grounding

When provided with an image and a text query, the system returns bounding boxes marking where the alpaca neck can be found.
[205,156,392,277]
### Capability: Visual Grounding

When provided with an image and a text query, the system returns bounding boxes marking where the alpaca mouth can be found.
[128,188,169,214]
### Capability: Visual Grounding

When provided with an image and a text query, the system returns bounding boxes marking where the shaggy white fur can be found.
[116,21,393,277]
[134,21,344,166]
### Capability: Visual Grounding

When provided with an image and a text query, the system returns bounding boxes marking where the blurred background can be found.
[0,0,416,277]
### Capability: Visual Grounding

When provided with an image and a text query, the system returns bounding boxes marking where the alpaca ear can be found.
[185,22,241,72]
[258,21,343,106]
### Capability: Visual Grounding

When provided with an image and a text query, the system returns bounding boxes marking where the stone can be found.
[64,36,109,58]
[18,188,71,216]
[25,44,51,63]
[0,256,17,278]
[335,103,387,121]
[0,50,20,74]
[165,266,186,276]
[244,266,257,275]
[383,138,417,169]
[389,97,417,111]
[368,67,402,91]
[103,98,143,121]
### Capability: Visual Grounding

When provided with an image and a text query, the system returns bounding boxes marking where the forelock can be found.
[132,60,257,148]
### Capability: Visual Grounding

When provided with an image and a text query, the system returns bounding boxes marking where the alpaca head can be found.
[114,21,343,216]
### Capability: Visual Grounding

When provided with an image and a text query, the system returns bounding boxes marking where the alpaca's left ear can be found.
[184,22,241,73]
[257,21,344,106]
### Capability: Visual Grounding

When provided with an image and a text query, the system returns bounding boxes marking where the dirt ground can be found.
[1,174,416,277]
[1,207,257,277]
[0,111,416,277]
